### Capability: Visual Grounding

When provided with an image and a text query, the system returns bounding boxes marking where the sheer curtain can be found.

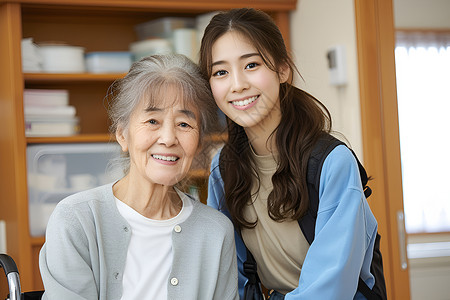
[395,31,450,233]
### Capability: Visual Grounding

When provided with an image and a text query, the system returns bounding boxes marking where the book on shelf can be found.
[25,117,80,137]
[23,88,80,137]
[24,105,76,118]
[24,89,69,107]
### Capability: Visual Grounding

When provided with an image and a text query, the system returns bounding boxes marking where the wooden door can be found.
[354,0,411,299]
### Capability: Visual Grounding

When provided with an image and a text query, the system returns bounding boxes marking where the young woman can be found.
[199,8,378,299]
[39,54,239,300]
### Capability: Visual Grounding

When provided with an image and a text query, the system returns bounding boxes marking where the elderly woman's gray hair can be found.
[106,54,218,174]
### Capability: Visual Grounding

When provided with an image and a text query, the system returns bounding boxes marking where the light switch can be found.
[326,45,347,86]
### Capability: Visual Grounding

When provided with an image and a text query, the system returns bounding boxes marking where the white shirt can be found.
[116,189,193,300]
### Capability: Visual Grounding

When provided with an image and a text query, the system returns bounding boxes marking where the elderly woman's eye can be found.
[179,122,191,128]
[148,119,158,125]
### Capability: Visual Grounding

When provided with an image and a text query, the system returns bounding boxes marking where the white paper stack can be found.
[22,38,43,72]
[24,89,79,137]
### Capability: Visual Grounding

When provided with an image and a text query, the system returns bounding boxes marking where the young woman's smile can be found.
[230,95,260,110]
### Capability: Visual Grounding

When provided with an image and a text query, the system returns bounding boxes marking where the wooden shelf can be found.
[27,133,114,144]
[207,132,227,143]
[188,168,209,179]
[24,72,125,82]
[30,236,45,246]
[14,0,297,12]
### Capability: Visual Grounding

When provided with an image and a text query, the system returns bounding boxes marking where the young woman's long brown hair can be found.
[199,8,332,229]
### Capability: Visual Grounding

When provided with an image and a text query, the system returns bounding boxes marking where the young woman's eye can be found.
[212,69,228,77]
[245,62,259,69]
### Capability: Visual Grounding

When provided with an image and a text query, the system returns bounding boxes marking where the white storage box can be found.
[129,38,173,61]
[85,51,132,73]
[135,17,196,40]
[26,143,124,236]
[38,44,85,73]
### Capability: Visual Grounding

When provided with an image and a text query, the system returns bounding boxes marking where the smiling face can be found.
[209,31,289,135]
[116,88,200,187]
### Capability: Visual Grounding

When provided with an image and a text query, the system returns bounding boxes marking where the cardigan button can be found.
[174,225,182,233]
[170,277,179,286]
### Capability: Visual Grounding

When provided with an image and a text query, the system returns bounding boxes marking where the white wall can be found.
[290,0,363,158]
[394,0,450,29]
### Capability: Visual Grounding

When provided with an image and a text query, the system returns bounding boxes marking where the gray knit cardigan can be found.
[39,183,239,300]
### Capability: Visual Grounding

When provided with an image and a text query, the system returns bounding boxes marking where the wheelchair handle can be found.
[0,253,22,300]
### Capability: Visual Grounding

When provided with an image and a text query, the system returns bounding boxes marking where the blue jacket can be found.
[208,145,378,299]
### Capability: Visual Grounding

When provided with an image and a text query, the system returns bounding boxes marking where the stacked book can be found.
[24,89,79,137]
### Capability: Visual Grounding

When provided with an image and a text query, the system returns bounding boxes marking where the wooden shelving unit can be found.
[0,0,296,292]
[27,134,114,144]
[24,72,126,82]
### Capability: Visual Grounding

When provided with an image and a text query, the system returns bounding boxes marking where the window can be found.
[395,31,450,233]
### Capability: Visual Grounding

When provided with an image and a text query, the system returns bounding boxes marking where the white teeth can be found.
[152,155,178,162]
[232,96,258,107]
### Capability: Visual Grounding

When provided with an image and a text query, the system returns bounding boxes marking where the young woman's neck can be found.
[245,126,277,156]
[244,103,281,156]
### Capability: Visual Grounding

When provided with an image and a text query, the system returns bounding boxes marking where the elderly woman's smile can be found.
[151,154,179,162]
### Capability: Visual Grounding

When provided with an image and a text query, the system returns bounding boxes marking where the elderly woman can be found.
[39,54,239,300]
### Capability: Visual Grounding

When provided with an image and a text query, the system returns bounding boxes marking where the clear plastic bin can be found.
[26,143,124,236]
[85,51,132,73]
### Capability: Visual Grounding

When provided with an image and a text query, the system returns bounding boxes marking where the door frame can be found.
[354,0,411,298]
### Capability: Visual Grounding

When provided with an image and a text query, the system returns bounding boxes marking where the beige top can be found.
[241,150,309,295]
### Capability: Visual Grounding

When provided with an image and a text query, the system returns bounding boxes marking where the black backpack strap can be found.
[299,133,344,244]
[242,245,264,299]
[367,233,387,300]
[348,148,372,199]
[243,248,259,285]
[358,277,378,300]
